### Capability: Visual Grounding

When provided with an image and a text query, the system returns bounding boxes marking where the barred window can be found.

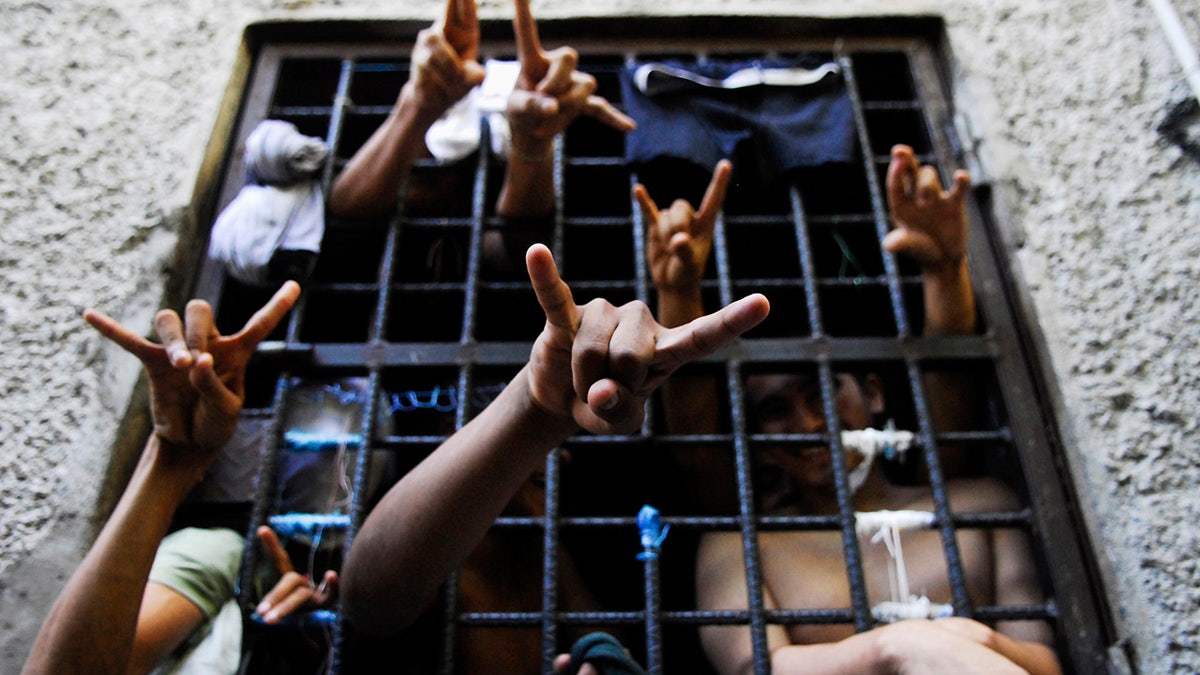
[193,16,1113,674]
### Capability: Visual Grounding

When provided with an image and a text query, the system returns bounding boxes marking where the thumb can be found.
[463,60,486,88]
[882,228,939,262]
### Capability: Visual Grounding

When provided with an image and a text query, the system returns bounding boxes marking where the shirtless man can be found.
[638,146,1061,674]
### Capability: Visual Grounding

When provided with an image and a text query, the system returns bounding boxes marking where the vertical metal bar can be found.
[551,136,566,262]
[641,534,664,675]
[541,449,563,674]
[300,56,360,675]
[536,147,569,675]
[817,363,872,632]
[238,375,293,617]
[334,56,403,670]
[446,125,490,673]
[711,203,770,674]
[440,570,462,675]
[459,117,492,344]
[790,184,871,630]
[838,54,911,338]
[322,59,354,192]
[898,38,977,619]
[334,368,386,675]
[789,186,824,338]
[629,169,651,305]
[437,115,495,675]
[906,361,972,615]
[628,169,654,437]
[725,365,770,675]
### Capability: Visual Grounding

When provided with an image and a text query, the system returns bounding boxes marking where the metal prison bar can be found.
[190,18,1115,675]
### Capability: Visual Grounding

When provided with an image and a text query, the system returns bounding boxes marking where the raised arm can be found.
[341,244,767,633]
[23,283,299,675]
[328,0,486,219]
[636,160,738,512]
[885,144,978,474]
[495,0,635,218]
[884,144,975,337]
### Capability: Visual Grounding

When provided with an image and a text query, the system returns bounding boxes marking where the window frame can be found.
[191,16,1114,674]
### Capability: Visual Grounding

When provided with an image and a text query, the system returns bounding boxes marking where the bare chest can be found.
[759,526,994,644]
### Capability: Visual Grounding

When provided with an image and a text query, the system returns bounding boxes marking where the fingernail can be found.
[599,392,619,411]
[256,601,270,615]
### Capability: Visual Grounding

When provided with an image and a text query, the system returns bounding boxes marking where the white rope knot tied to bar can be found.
[840,421,916,494]
[841,422,915,462]
[872,598,954,623]
[855,509,953,623]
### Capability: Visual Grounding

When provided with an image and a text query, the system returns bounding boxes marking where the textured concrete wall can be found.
[2,0,1197,671]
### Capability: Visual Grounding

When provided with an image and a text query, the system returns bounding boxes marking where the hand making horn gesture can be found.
[523,243,768,435]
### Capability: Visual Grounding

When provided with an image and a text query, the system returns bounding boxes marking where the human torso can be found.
[758,479,1005,645]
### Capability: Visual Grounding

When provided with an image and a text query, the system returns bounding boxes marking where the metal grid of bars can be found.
[190,17,1114,675]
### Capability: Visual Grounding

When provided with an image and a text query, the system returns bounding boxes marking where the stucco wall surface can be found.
[1,0,1197,671]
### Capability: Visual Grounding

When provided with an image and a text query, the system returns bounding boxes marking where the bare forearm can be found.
[920,259,979,474]
[921,259,975,337]
[341,367,576,633]
[762,633,886,675]
[989,636,1061,675]
[328,84,441,219]
[23,438,196,675]
[496,136,555,217]
[655,287,735,511]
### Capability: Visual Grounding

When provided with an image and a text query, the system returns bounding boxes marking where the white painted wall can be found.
[2,0,1197,670]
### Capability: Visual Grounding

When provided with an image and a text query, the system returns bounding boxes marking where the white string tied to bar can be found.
[840,421,916,494]
[855,509,953,623]
[841,422,915,461]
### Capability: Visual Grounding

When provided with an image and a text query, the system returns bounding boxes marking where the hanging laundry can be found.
[425,59,521,162]
[620,57,857,173]
[208,119,329,285]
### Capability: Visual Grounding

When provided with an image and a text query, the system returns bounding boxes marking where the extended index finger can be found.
[441,0,479,59]
[258,525,295,575]
[513,0,548,78]
[526,244,578,332]
[444,0,476,30]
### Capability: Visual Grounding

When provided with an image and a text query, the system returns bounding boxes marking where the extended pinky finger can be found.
[657,294,770,367]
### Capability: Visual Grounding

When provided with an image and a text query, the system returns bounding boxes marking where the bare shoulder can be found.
[945,476,1019,512]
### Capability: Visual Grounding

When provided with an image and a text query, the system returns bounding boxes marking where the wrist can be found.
[144,434,214,492]
[869,623,910,671]
[511,365,580,438]
[397,82,448,131]
[508,135,554,164]
[655,286,705,328]
[920,255,968,282]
